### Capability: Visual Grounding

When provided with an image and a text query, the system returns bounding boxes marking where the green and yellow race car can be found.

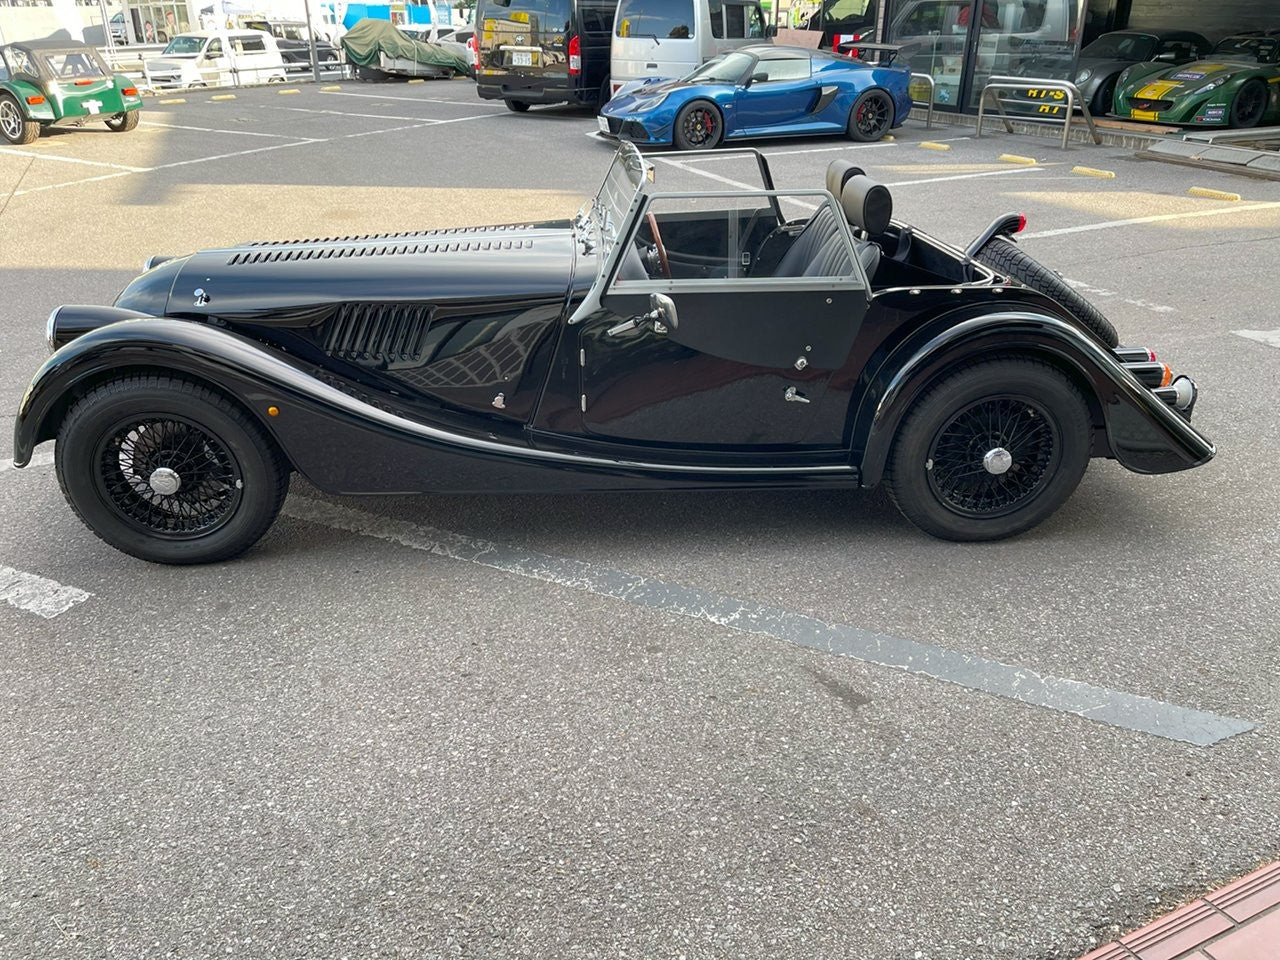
[1113,32,1280,128]
[0,39,142,145]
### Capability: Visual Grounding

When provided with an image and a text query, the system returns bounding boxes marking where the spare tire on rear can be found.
[976,237,1119,347]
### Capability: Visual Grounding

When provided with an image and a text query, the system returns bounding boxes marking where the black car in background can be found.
[475,0,619,110]
[242,19,341,68]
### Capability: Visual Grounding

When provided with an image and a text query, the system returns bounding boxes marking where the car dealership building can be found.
[787,0,1279,116]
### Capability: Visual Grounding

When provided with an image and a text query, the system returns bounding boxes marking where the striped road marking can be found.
[283,496,1254,747]
[1233,328,1280,348]
[0,565,90,619]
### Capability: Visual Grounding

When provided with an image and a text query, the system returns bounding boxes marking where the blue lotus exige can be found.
[599,44,912,150]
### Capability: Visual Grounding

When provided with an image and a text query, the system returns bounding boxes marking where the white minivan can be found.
[143,30,289,89]
[610,0,772,96]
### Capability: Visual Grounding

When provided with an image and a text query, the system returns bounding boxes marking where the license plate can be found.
[512,51,533,67]
[1131,109,1159,121]
[597,115,608,133]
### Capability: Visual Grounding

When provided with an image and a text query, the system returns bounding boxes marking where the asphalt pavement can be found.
[0,79,1277,959]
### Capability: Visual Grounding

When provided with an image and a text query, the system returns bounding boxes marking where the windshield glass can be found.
[580,144,649,264]
[163,35,206,55]
[685,51,753,83]
[1081,33,1156,61]
[1213,36,1280,63]
[616,0,696,39]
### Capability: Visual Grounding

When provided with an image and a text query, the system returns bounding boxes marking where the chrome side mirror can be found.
[649,292,678,331]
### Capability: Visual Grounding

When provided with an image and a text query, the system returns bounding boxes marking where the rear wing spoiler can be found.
[834,41,903,66]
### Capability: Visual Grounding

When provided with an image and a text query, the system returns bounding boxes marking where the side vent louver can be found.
[323,303,432,365]
[227,237,531,265]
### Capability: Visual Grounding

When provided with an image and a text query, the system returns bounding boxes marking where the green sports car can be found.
[1113,32,1280,128]
[0,39,142,145]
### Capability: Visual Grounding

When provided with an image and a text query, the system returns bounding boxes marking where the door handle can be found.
[784,386,810,404]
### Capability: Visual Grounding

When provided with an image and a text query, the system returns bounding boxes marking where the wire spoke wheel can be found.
[926,396,1060,518]
[94,415,243,538]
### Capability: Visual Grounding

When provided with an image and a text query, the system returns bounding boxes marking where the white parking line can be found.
[320,91,506,108]
[886,167,1043,187]
[282,495,1253,746]
[1233,328,1280,348]
[0,565,90,619]
[1064,279,1177,315]
[0,146,146,171]
[141,120,322,141]
[1022,201,1280,239]
[673,142,900,163]
[0,449,55,473]
[266,105,439,122]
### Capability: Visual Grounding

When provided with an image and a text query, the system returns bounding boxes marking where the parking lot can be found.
[1,78,1278,959]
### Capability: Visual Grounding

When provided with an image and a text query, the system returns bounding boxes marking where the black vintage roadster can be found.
[14,144,1213,564]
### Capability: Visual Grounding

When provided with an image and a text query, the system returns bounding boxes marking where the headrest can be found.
[840,174,893,236]
[825,160,865,203]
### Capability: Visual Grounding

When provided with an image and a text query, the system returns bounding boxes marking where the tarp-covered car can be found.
[340,18,472,79]
[14,144,1213,564]
[0,40,142,144]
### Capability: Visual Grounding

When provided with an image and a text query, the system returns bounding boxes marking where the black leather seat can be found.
[772,159,888,280]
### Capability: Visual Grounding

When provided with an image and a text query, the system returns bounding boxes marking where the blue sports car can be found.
[598,44,912,150]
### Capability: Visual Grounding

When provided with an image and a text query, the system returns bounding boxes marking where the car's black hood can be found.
[116,221,584,322]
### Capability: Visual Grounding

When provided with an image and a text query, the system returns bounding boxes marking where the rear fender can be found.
[855,310,1215,486]
[4,79,55,120]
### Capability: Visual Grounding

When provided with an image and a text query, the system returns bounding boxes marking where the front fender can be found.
[856,310,1215,487]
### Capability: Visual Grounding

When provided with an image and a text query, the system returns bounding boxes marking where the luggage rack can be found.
[977,76,1102,150]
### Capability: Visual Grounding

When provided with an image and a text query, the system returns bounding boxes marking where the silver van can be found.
[609,0,773,96]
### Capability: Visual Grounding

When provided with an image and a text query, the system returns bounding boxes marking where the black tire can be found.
[599,78,612,107]
[847,88,894,142]
[105,110,139,132]
[885,358,1091,542]
[505,99,531,112]
[55,375,290,565]
[0,93,41,145]
[673,99,723,151]
[1092,76,1117,117]
[1230,78,1267,128]
[975,237,1119,347]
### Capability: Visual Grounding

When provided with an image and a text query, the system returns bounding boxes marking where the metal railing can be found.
[910,72,935,129]
[98,44,348,92]
[977,76,1101,150]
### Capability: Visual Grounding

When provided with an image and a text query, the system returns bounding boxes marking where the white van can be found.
[143,30,289,89]
[610,0,772,96]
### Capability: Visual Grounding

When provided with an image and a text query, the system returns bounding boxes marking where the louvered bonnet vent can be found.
[323,303,432,364]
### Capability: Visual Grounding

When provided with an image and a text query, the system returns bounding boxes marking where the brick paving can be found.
[1080,863,1280,960]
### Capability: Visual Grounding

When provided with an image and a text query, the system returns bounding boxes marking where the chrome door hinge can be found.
[580,394,587,412]
[784,386,810,404]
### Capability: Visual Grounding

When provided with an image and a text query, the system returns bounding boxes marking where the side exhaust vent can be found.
[323,303,432,365]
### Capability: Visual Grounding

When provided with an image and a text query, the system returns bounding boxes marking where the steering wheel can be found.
[646,211,672,279]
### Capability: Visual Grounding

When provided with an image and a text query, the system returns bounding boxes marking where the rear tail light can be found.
[568,34,581,75]
[26,95,44,105]
[467,35,478,59]
[1015,214,1026,233]
[74,79,95,86]
[1123,361,1173,388]
[122,87,138,96]
[1113,346,1158,364]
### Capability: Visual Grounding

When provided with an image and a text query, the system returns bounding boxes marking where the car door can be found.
[200,38,225,84]
[578,192,869,450]
[732,53,821,131]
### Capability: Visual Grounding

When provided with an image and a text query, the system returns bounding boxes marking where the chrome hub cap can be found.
[148,466,182,496]
[983,447,1013,475]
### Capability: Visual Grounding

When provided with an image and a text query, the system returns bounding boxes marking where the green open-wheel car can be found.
[0,39,142,145]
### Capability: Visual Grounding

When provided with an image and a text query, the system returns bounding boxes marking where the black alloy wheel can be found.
[1231,79,1267,128]
[847,89,894,142]
[885,358,1091,541]
[673,99,722,151]
[56,375,289,564]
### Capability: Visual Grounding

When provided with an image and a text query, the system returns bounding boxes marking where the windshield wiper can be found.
[632,31,661,45]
